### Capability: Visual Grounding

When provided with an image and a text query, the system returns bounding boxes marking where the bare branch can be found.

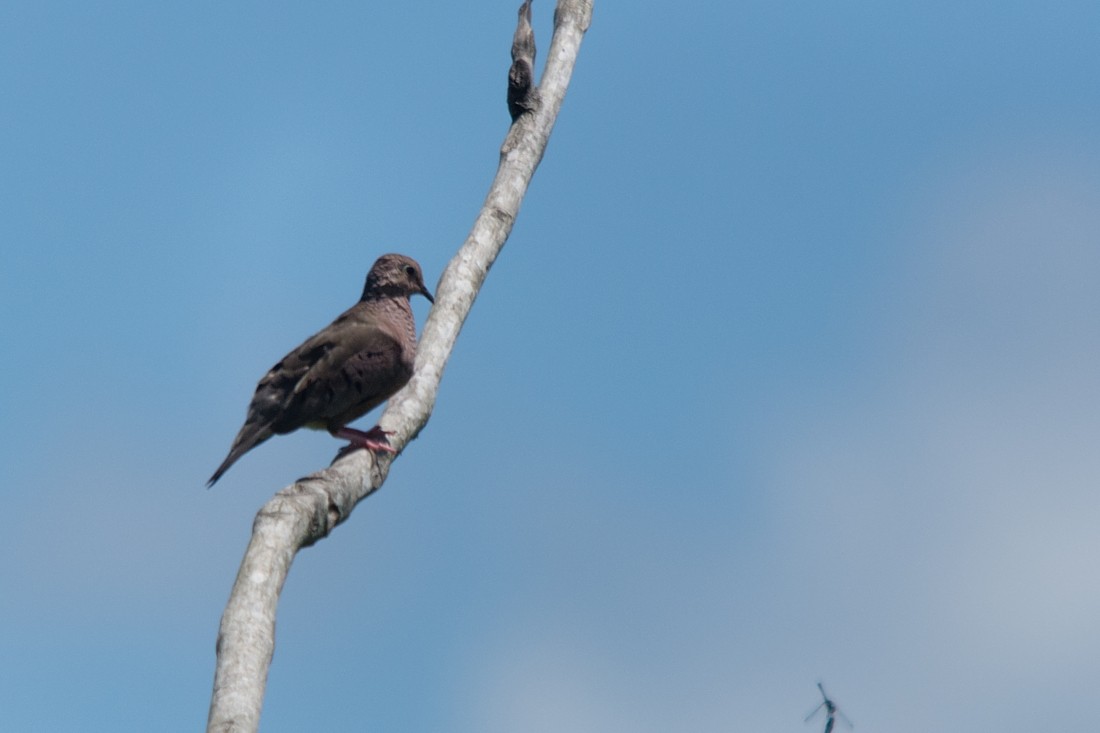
[206,2,592,731]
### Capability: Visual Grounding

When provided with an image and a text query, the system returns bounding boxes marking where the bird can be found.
[207,253,434,487]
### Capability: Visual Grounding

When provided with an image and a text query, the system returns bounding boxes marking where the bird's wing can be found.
[272,314,407,430]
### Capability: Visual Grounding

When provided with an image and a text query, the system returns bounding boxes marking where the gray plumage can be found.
[208,254,433,486]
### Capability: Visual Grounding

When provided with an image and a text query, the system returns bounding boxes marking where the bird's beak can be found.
[421,286,435,304]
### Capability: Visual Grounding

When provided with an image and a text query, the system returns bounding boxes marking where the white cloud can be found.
[764,137,1100,731]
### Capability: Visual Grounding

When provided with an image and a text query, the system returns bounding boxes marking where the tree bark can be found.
[206,2,592,731]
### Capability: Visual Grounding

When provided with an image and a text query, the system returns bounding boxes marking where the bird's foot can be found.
[332,425,397,455]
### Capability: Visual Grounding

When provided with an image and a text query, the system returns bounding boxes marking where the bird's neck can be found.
[364,295,417,344]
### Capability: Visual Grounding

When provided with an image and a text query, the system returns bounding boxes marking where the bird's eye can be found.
[404,265,417,278]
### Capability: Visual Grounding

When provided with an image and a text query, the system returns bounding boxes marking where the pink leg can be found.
[331,425,397,454]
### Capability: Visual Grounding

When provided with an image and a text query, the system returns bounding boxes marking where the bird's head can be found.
[362,253,435,304]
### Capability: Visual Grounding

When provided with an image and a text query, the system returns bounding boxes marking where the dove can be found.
[207,253,433,487]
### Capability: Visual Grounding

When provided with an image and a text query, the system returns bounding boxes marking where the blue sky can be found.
[3,2,1099,731]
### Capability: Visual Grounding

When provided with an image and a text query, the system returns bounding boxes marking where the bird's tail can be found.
[207,424,273,487]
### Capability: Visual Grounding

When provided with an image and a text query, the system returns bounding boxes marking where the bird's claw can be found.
[332,425,396,456]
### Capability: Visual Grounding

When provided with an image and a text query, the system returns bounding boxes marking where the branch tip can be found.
[508,0,538,121]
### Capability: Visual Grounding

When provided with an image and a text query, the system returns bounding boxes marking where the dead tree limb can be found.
[206,2,592,731]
